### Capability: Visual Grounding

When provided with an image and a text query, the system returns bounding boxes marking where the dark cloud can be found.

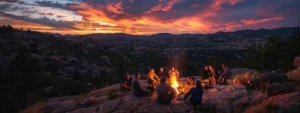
[0,4,11,10]
[0,11,79,30]
[0,0,299,34]
[35,1,75,10]
[0,0,18,3]
[38,12,55,16]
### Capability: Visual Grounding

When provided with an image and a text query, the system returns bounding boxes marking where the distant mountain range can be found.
[61,27,297,45]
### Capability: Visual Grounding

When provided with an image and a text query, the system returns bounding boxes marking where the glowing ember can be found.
[170,75,180,94]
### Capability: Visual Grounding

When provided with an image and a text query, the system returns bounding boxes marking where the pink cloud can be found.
[241,16,285,25]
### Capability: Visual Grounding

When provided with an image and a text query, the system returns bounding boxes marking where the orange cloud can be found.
[211,0,243,10]
[147,0,182,13]
[0,0,294,35]
[106,1,124,15]
[241,16,285,25]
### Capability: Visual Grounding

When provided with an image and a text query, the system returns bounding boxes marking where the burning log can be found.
[177,86,185,94]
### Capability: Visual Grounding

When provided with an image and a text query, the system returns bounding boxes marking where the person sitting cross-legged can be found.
[156,78,177,104]
[132,73,154,97]
[184,80,204,112]
[120,74,132,91]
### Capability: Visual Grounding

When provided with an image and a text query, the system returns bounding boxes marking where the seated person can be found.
[147,68,160,88]
[184,80,204,111]
[169,67,180,78]
[186,77,195,86]
[208,65,219,85]
[120,74,132,91]
[203,65,212,84]
[158,67,168,79]
[132,73,154,97]
[218,63,232,85]
[156,78,177,104]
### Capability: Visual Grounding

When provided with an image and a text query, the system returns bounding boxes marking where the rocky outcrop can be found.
[283,82,300,92]
[23,77,249,113]
[259,71,288,83]
[22,75,300,113]
[287,68,300,82]
[233,70,288,90]
[293,56,300,68]
[227,68,256,85]
[231,68,256,79]
[233,70,260,85]
[232,91,268,113]
[244,92,300,113]
[267,83,288,96]
[287,56,300,81]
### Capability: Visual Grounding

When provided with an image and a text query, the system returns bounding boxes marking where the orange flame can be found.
[170,75,180,94]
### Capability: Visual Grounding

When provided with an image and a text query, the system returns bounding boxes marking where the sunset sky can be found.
[0,0,299,35]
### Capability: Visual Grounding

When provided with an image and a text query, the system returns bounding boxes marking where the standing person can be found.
[184,80,204,112]
[156,78,177,104]
[132,73,154,97]
[120,74,132,91]
[208,65,219,85]
[218,63,232,85]
[147,68,160,88]
[158,67,168,79]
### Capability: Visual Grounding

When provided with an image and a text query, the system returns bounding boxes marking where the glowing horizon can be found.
[0,0,299,35]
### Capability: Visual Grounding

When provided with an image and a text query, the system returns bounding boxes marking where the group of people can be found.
[120,67,203,109]
[147,67,180,88]
[203,63,232,85]
[119,64,231,111]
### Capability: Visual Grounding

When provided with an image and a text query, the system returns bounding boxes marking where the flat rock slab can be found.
[24,77,248,113]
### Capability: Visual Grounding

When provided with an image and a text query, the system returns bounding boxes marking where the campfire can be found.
[170,75,184,94]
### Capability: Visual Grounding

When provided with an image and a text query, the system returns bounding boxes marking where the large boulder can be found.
[232,91,267,113]
[293,55,300,68]
[283,82,300,92]
[267,83,288,96]
[202,85,247,113]
[287,68,300,82]
[233,70,260,85]
[231,68,256,79]
[244,92,300,113]
[248,71,288,91]
[227,68,256,85]
[260,71,288,83]
[287,56,300,82]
